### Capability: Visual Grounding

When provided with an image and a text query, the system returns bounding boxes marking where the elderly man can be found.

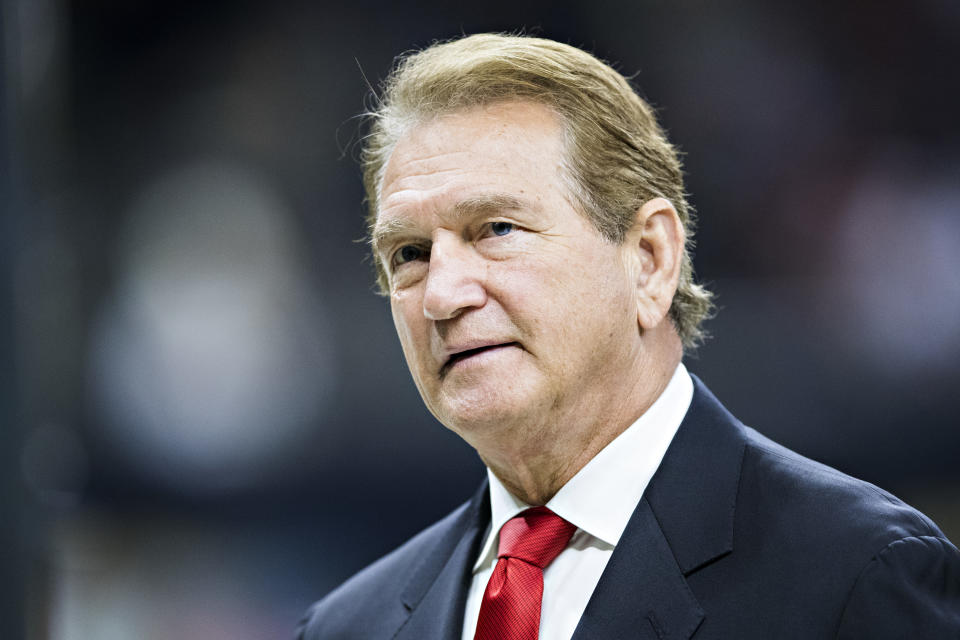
[298,34,959,639]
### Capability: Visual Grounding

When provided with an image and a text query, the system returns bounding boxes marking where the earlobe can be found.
[626,197,684,331]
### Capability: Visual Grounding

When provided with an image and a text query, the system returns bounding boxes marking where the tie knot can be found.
[496,506,577,569]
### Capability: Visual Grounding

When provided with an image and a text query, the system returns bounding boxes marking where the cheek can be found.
[391,300,425,360]
[540,259,635,341]
[530,244,628,304]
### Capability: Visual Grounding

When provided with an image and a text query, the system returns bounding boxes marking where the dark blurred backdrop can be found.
[2,1,959,638]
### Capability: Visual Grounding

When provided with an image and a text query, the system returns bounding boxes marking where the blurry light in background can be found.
[87,160,335,493]
[48,516,291,640]
[830,146,960,375]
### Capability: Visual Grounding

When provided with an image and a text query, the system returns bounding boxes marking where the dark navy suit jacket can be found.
[297,377,960,639]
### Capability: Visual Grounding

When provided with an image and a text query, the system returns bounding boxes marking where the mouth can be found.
[440,342,520,376]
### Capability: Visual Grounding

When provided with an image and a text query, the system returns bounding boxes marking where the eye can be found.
[490,221,515,236]
[392,244,426,267]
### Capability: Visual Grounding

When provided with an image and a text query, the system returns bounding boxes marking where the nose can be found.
[422,230,487,321]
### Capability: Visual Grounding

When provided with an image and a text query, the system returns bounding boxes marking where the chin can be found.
[432,384,545,440]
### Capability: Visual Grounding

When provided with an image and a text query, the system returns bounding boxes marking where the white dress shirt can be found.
[460,363,694,640]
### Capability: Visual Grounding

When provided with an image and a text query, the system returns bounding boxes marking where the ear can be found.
[622,197,684,331]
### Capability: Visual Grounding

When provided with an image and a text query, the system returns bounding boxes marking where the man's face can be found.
[375,101,644,451]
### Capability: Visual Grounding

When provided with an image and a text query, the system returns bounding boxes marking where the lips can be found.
[441,341,520,375]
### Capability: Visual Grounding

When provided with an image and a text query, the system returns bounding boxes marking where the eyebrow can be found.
[371,193,528,255]
[454,193,525,216]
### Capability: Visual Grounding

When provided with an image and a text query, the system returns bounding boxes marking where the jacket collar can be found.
[645,374,745,575]
[572,374,745,639]
[394,479,490,640]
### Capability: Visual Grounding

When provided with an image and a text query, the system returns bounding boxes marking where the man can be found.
[298,34,959,639]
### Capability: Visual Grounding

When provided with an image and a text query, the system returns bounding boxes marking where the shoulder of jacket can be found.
[296,497,477,639]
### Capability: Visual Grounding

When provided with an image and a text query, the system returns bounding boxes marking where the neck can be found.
[480,334,682,505]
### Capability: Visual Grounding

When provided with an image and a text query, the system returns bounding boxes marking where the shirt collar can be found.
[473,363,694,572]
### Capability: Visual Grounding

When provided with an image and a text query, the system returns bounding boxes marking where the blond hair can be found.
[361,33,714,349]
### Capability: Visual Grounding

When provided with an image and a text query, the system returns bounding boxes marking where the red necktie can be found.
[474,506,577,640]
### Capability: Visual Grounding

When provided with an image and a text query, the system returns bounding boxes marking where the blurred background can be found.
[2,0,959,637]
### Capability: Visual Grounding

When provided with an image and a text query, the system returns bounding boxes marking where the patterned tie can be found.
[474,506,578,640]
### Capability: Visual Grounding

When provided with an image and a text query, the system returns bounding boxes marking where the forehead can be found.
[378,101,568,221]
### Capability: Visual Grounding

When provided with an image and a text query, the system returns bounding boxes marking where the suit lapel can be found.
[572,375,746,639]
[573,498,705,639]
[644,376,745,574]
[393,480,490,640]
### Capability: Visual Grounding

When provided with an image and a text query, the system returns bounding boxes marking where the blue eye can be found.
[394,245,424,266]
[491,222,514,236]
